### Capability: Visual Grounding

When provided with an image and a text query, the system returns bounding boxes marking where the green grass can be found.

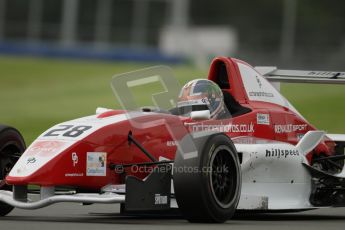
[0,55,203,144]
[0,55,344,144]
[281,83,345,133]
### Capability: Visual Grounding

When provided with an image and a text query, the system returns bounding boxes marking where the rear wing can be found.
[255,67,345,84]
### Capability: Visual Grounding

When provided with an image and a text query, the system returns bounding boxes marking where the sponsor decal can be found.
[190,122,255,133]
[27,141,68,157]
[257,113,270,125]
[114,165,124,174]
[249,91,274,98]
[233,137,261,144]
[27,157,36,164]
[65,173,84,177]
[166,140,178,147]
[297,133,305,140]
[274,124,308,134]
[255,76,262,88]
[154,194,168,205]
[86,152,107,176]
[308,71,345,77]
[72,152,78,167]
[265,148,300,158]
[177,98,209,107]
[233,137,275,145]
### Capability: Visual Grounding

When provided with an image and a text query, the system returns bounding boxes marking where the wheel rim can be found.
[209,146,237,208]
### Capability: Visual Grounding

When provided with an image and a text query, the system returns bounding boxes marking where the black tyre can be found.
[0,125,26,216]
[173,133,241,223]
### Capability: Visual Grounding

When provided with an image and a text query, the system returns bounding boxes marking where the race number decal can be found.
[42,125,92,139]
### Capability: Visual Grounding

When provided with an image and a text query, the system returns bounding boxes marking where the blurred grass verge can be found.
[0,55,344,144]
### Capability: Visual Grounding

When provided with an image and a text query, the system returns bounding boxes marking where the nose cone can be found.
[8,140,75,178]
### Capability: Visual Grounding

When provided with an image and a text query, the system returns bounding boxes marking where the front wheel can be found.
[0,125,26,216]
[173,133,241,223]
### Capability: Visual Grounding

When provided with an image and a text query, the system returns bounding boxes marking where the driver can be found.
[177,79,227,119]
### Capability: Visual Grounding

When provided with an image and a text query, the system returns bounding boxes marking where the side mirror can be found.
[190,110,211,120]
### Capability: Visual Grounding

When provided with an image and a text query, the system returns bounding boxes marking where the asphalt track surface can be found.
[0,204,345,230]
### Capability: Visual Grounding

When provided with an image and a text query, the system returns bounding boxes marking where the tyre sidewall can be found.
[199,134,241,222]
[0,125,26,156]
[173,133,241,223]
[0,125,26,216]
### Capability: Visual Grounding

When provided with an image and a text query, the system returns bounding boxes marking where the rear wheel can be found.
[0,125,26,216]
[173,133,241,223]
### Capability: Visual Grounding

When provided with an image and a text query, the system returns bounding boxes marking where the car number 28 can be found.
[44,125,92,138]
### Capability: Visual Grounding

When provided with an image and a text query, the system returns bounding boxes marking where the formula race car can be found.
[1,56,345,223]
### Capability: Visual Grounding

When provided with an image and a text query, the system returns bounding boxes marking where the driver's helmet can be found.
[177,79,226,119]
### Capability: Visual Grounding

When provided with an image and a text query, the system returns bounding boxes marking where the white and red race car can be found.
[1,56,345,223]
